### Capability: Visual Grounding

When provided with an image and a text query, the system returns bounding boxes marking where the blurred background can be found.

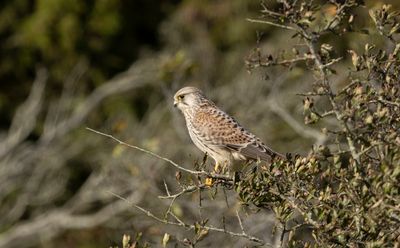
[0,0,398,247]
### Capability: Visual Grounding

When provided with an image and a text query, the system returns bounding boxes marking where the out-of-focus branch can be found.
[0,57,164,248]
[45,58,159,142]
[0,191,144,248]
[268,100,327,146]
[41,59,88,143]
[0,68,47,158]
[264,73,327,147]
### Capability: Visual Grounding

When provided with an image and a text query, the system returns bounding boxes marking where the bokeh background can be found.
[0,0,398,247]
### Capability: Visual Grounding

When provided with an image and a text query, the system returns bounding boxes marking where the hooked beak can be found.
[173,99,178,107]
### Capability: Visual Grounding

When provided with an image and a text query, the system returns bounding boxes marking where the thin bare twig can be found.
[159,185,201,199]
[247,55,312,69]
[246,18,297,31]
[86,128,233,181]
[109,191,269,246]
[322,2,357,32]
[261,3,285,18]
[236,210,245,235]
[321,57,343,68]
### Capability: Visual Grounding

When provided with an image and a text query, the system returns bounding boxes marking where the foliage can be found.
[241,0,400,246]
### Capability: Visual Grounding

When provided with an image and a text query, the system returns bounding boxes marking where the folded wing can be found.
[226,141,284,163]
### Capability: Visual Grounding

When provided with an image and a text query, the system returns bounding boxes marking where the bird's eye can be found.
[178,95,185,100]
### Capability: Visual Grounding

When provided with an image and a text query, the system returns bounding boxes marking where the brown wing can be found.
[226,142,284,162]
[193,106,284,162]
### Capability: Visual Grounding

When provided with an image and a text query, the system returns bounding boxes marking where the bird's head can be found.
[173,86,205,111]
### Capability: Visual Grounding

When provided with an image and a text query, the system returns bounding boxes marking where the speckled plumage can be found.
[174,86,283,170]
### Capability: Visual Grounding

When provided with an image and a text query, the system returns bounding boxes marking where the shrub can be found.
[243,0,400,246]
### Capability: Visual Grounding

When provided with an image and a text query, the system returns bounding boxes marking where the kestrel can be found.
[173,86,284,172]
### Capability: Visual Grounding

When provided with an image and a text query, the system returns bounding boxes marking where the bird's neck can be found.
[182,106,198,121]
[182,99,214,124]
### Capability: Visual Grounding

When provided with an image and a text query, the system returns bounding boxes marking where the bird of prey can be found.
[173,86,284,172]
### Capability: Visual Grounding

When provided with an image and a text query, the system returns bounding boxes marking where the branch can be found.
[109,191,270,246]
[0,68,47,158]
[246,18,297,31]
[48,59,158,141]
[377,99,400,107]
[0,191,143,248]
[0,57,170,248]
[298,26,360,163]
[159,184,201,199]
[86,128,233,181]
[268,100,327,146]
[236,210,245,235]
[321,57,343,68]
[261,3,285,18]
[247,55,313,69]
[322,2,355,32]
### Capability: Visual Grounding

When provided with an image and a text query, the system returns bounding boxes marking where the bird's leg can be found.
[214,162,221,173]
[205,162,222,187]
[220,160,231,175]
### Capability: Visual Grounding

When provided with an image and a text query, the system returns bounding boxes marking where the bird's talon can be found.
[205,177,213,186]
